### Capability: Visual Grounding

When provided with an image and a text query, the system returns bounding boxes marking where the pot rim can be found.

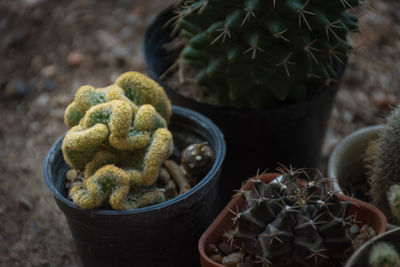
[142,5,347,113]
[327,125,384,192]
[43,105,226,215]
[198,173,387,267]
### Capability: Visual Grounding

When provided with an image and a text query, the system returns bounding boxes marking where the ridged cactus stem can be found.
[230,168,355,266]
[172,0,361,108]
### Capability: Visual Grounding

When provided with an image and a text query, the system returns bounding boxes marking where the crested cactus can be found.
[62,72,174,210]
[172,0,360,108]
[229,169,355,266]
[366,105,400,222]
[368,242,400,267]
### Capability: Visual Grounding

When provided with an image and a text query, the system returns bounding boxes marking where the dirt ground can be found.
[0,0,399,266]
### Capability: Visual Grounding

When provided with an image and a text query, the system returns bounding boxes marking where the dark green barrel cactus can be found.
[173,0,360,108]
[230,170,355,266]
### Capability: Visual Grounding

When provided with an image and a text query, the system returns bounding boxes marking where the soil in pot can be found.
[198,172,387,267]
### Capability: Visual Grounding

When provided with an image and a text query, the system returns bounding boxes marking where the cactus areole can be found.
[171,0,359,108]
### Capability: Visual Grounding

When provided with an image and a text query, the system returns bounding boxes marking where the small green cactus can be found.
[366,105,400,222]
[388,185,400,223]
[229,168,355,266]
[62,72,174,210]
[369,242,400,267]
[172,0,360,108]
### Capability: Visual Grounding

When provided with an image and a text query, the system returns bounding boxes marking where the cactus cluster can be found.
[172,0,360,108]
[368,242,400,267]
[229,169,356,266]
[365,105,400,223]
[62,72,174,210]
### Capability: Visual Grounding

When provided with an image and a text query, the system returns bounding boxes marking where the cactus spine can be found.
[230,169,356,266]
[173,0,360,108]
[62,72,173,210]
[369,242,400,267]
[366,105,400,222]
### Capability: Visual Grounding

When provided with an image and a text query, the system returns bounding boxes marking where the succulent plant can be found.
[229,169,355,266]
[365,105,400,222]
[62,72,174,210]
[388,185,400,223]
[172,0,360,108]
[368,242,400,267]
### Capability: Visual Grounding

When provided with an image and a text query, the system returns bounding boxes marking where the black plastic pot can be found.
[43,106,226,267]
[143,6,346,202]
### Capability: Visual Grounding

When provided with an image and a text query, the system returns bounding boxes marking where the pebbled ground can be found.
[0,0,399,266]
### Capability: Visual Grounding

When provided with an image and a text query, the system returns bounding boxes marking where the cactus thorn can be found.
[297,0,314,31]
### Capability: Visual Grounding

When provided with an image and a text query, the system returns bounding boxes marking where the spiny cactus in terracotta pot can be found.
[172,0,360,108]
[228,169,356,266]
[62,71,174,210]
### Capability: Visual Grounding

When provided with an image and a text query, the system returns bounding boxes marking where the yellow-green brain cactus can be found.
[62,72,173,210]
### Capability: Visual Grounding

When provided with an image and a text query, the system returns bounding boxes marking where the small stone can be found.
[373,91,397,110]
[112,45,129,64]
[67,51,86,67]
[349,224,360,238]
[222,253,244,267]
[5,31,28,48]
[41,64,57,78]
[206,243,219,256]
[66,169,77,182]
[34,93,50,108]
[18,196,32,211]
[96,30,119,49]
[218,242,234,255]
[2,80,33,99]
[210,254,222,263]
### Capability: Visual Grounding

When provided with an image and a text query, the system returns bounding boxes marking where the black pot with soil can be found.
[143,6,346,203]
[43,106,226,267]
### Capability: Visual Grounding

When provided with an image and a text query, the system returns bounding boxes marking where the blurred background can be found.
[0,0,399,266]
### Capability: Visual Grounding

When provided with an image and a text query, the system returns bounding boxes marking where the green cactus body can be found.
[62,72,173,210]
[174,0,359,108]
[388,185,400,223]
[366,106,400,222]
[369,242,400,267]
[231,171,354,266]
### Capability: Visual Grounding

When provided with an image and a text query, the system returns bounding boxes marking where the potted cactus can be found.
[329,105,400,225]
[144,0,363,201]
[346,228,400,267]
[198,170,386,267]
[43,71,226,267]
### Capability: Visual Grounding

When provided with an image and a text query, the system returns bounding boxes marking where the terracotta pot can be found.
[198,173,387,267]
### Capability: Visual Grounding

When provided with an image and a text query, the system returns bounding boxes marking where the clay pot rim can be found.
[198,173,387,267]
